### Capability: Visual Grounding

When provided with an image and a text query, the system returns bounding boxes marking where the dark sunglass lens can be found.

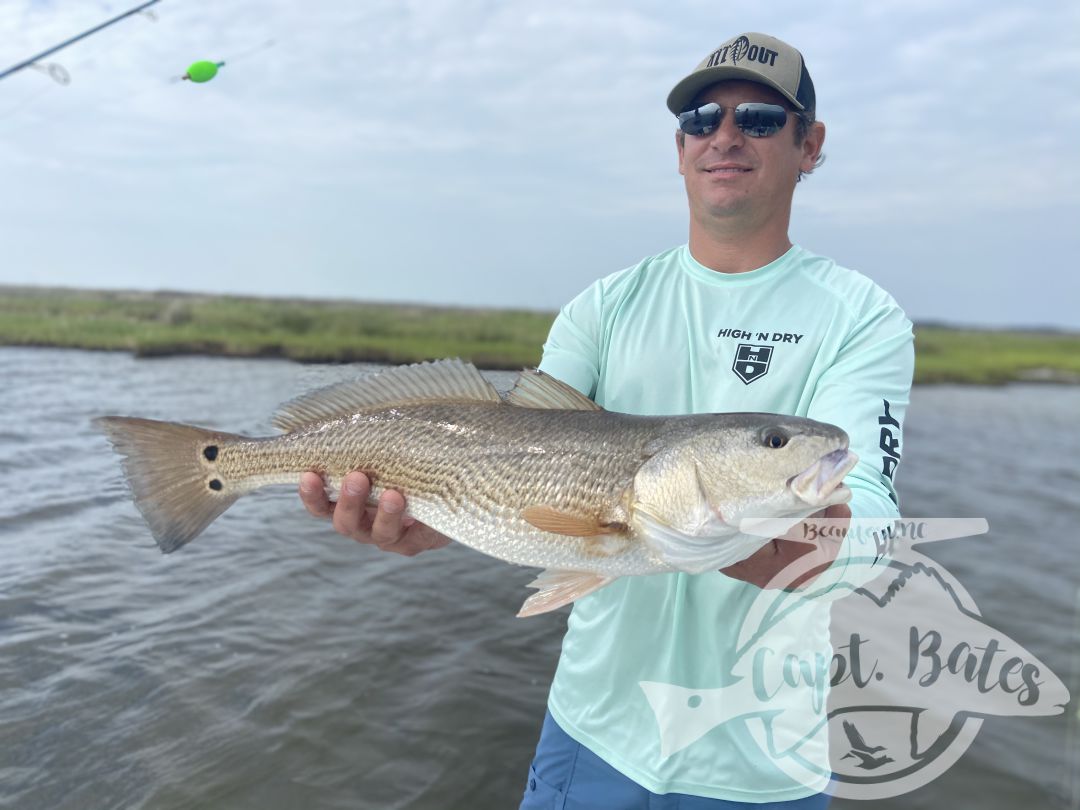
[734,103,787,137]
[678,103,723,136]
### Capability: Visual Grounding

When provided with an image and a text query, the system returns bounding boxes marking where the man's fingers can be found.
[299,472,332,518]
[370,490,406,549]
[302,473,442,557]
[333,472,372,538]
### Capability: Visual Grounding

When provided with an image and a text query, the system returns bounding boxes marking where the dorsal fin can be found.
[272,358,501,432]
[506,369,601,411]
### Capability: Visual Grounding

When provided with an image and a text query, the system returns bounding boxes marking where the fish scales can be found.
[219,404,654,513]
[213,402,670,573]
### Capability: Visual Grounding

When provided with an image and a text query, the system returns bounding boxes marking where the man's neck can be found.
[687,215,793,274]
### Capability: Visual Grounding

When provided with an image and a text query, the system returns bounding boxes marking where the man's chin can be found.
[696,195,753,219]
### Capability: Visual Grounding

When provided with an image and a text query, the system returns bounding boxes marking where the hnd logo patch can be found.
[733,344,773,384]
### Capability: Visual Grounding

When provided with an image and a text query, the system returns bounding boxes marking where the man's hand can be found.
[720,503,852,590]
[299,471,452,557]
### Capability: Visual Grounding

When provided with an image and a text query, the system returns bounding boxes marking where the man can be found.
[300,32,913,809]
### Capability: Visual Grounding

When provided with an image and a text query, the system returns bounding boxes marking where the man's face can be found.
[676,80,824,224]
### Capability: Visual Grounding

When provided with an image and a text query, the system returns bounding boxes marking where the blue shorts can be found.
[520,710,831,810]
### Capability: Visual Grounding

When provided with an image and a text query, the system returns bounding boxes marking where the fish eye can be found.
[763,431,788,449]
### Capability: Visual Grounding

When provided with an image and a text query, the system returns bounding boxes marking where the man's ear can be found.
[676,129,687,176]
[801,121,825,174]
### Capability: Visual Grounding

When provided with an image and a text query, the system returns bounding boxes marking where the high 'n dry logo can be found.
[733,344,773,384]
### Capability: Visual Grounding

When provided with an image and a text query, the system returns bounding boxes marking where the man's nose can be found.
[706,111,745,150]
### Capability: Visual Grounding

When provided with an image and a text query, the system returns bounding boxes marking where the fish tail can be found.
[95,416,244,553]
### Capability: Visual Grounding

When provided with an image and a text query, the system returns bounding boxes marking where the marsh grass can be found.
[0,287,552,369]
[2,287,1077,383]
[913,326,1080,384]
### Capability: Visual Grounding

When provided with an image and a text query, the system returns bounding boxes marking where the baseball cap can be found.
[666,33,815,115]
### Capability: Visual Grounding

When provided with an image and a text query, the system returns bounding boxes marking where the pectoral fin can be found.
[521,505,627,537]
[517,569,616,617]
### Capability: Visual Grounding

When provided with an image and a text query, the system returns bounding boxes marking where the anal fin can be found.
[517,569,616,617]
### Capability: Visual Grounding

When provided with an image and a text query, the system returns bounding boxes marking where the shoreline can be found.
[2,285,1078,385]
[0,340,532,372]
[7,343,1080,385]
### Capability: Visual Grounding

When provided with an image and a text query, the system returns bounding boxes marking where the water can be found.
[1,348,1076,809]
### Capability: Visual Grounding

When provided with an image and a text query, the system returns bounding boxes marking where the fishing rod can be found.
[0,0,163,82]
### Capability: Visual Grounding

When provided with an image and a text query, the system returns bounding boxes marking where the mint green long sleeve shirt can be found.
[536,243,915,802]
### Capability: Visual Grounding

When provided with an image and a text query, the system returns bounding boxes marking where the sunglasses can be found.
[677,102,790,138]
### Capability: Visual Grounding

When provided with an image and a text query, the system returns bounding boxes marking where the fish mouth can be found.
[789,448,859,506]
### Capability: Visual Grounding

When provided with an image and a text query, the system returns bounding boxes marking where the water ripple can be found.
[0,349,1073,810]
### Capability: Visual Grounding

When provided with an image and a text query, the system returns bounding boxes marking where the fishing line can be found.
[225,38,277,63]
[168,39,277,83]
[1,21,278,132]
[0,82,58,122]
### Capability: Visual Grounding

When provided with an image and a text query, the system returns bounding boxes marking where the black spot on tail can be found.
[203,445,219,461]
[209,479,223,491]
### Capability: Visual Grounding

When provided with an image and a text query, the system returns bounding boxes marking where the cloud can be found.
[0,0,1077,327]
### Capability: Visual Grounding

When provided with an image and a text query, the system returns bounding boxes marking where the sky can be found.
[1,0,1078,329]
